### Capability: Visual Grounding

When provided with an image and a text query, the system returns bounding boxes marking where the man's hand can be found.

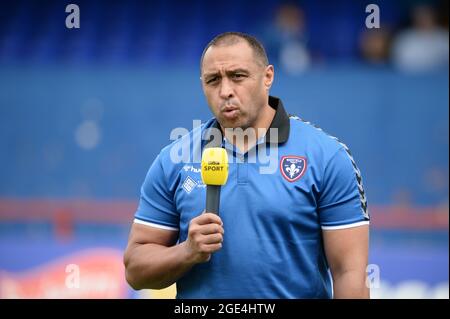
[183,212,224,264]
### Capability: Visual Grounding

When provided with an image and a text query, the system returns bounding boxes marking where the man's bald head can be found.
[200,32,269,71]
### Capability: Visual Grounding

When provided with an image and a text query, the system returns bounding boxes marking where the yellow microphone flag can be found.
[201,148,229,186]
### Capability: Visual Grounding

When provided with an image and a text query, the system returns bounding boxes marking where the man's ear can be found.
[264,65,274,91]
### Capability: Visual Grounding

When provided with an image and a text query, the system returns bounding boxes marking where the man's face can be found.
[201,41,274,129]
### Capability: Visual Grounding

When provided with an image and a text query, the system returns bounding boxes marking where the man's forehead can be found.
[202,42,255,68]
[202,62,250,75]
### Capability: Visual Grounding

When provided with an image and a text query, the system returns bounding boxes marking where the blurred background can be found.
[0,0,448,299]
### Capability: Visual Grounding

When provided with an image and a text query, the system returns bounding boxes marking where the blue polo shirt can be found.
[134,96,370,298]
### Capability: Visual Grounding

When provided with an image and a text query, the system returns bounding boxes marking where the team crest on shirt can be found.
[280,156,307,182]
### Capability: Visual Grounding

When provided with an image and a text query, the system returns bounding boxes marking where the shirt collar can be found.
[265,95,290,144]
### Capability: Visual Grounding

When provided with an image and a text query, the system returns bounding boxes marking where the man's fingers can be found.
[202,233,223,245]
[196,212,223,226]
[201,243,222,253]
[199,223,224,235]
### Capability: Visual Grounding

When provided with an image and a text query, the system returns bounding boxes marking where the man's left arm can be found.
[318,146,371,298]
[322,225,369,298]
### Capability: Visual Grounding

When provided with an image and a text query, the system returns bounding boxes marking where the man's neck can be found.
[222,103,276,153]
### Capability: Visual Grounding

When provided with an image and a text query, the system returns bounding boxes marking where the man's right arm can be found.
[124,212,224,290]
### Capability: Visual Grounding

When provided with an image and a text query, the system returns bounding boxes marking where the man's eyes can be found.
[205,73,247,84]
[206,77,219,84]
[231,73,246,80]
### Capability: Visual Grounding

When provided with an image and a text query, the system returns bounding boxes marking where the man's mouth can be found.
[221,106,239,119]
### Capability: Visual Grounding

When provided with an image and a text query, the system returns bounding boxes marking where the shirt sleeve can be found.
[318,146,370,230]
[134,154,179,231]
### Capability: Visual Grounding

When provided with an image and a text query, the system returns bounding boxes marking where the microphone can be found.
[201,147,229,214]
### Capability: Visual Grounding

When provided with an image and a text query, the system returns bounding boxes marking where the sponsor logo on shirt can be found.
[182,165,201,173]
[182,176,198,194]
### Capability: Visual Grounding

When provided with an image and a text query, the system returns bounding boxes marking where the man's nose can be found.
[219,78,234,99]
